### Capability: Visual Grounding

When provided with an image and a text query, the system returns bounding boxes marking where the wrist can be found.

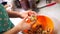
[16,12,23,18]
[3,26,21,34]
[14,26,21,32]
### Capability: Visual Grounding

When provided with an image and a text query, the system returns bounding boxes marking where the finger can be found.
[27,9,32,11]
[28,11,38,16]
[30,21,36,25]
[28,11,35,16]
[26,10,36,14]
[31,11,38,16]
[21,16,28,23]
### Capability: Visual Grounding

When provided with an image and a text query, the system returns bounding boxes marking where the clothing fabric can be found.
[0,4,14,34]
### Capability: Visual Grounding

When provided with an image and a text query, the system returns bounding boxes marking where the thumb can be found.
[21,16,28,23]
[29,21,36,26]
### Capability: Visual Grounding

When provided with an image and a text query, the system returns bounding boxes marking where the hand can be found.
[20,10,37,18]
[16,16,34,31]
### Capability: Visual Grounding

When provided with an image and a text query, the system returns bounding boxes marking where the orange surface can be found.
[24,15,54,34]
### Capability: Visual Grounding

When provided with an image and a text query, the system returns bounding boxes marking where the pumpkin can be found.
[23,15,54,34]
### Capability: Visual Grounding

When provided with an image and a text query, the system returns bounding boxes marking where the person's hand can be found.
[20,10,37,18]
[15,16,34,31]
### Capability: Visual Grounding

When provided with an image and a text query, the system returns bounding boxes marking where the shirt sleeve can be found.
[0,4,14,34]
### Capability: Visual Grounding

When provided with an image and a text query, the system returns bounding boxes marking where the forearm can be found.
[7,10,22,18]
[3,26,21,34]
[4,5,21,18]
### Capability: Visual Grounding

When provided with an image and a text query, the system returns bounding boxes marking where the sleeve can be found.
[0,4,14,34]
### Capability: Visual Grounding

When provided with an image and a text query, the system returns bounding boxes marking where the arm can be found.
[4,5,22,18]
[3,26,21,34]
[4,4,37,18]
[3,17,34,34]
[7,10,37,18]
[6,10,22,18]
